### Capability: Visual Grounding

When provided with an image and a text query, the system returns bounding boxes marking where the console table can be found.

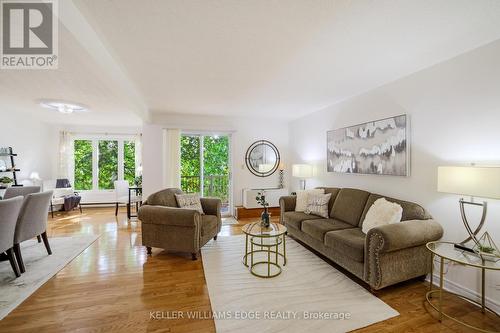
[426,241,500,332]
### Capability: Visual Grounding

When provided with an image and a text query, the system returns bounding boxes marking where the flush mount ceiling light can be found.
[39,100,89,114]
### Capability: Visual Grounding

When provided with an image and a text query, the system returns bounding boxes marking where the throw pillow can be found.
[305,193,332,218]
[362,198,403,234]
[295,188,325,212]
[175,193,204,214]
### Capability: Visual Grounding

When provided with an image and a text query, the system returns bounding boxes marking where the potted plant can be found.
[256,191,270,228]
[0,176,13,187]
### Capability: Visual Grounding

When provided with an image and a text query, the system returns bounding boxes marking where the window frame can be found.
[71,134,139,192]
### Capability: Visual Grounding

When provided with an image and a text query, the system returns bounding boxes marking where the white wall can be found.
[0,111,57,184]
[142,113,289,208]
[289,40,500,310]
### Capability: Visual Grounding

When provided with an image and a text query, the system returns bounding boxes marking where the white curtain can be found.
[163,129,181,188]
[58,131,73,180]
[134,134,142,176]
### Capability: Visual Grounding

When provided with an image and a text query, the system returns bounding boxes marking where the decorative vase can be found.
[261,209,270,228]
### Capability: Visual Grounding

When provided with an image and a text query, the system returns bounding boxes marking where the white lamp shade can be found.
[437,166,500,200]
[29,172,40,180]
[292,164,312,178]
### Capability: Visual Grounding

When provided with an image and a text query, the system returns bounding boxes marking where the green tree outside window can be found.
[98,140,118,190]
[124,141,136,186]
[74,140,93,190]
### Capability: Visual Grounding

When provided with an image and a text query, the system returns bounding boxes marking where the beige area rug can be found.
[0,235,99,320]
[201,235,398,333]
[222,217,239,225]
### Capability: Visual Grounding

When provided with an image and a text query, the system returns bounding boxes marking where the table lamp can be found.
[292,164,312,190]
[437,166,500,252]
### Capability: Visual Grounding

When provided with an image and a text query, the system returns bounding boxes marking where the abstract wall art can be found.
[327,114,409,176]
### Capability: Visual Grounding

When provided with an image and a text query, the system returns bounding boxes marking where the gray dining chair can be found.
[13,191,53,273]
[4,186,41,199]
[0,196,24,277]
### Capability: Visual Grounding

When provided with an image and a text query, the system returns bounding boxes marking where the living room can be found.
[1,1,500,332]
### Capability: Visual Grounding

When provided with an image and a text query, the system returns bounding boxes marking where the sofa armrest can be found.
[138,205,201,228]
[367,219,443,253]
[279,196,296,224]
[279,196,296,212]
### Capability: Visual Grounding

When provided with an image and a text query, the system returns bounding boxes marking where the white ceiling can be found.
[3,0,500,124]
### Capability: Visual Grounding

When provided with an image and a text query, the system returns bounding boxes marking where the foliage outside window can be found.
[98,140,118,190]
[73,137,138,191]
[124,141,136,186]
[180,135,229,203]
[74,140,93,190]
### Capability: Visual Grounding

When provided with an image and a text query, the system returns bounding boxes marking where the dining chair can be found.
[3,186,40,199]
[114,180,142,218]
[0,196,24,277]
[13,191,53,273]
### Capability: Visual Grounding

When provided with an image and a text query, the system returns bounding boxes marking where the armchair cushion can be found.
[175,193,204,213]
[200,197,221,217]
[366,219,443,253]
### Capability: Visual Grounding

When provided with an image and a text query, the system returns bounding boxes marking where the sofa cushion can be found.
[360,193,432,226]
[361,198,403,234]
[325,228,366,262]
[283,211,319,230]
[295,189,325,212]
[302,219,353,242]
[331,188,371,226]
[316,187,341,216]
[305,193,332,218]
[201,215,218,237]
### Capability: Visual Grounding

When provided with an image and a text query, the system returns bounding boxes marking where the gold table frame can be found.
[426,241,500,333]
[242,222,287,278]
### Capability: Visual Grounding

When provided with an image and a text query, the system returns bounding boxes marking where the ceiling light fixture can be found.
[39,100,89,114]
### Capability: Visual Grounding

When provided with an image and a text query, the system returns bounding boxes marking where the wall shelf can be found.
[0,147,21,186]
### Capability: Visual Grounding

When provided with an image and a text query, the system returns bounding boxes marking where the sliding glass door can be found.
[180,134,231,216]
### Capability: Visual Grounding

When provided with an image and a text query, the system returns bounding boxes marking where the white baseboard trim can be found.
[426,274,500,314]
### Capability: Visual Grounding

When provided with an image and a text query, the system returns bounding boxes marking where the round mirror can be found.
[245,140,280,177]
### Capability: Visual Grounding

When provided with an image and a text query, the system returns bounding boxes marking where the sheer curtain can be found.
[163,129,181,188]
[58,131,74,180]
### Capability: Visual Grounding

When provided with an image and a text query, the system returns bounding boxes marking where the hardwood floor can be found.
[0,208,498,332]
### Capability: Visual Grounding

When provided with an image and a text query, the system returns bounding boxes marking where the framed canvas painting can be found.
[326,114,409,176]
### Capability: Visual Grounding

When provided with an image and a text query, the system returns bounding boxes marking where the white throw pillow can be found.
[305,193,332,218]
[175,193,204,214]
[295,188,325,212]
[362,198,403,234]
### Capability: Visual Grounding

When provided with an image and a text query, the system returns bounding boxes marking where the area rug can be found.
[0,235,99,320]
[201,235,398,333]
[222,217,239,225]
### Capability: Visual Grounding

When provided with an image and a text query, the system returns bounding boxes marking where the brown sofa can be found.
[138,188,221,260]
[280,187,443,290]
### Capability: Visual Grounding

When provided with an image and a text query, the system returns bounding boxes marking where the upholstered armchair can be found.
[3,186,40,199]
[138,188,222,260]
[14,191,53,273]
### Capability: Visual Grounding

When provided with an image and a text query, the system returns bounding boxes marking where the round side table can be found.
[426,241,500,332]
[242,222,287,278]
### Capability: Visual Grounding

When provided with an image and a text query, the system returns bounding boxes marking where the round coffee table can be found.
[242,222,287,278]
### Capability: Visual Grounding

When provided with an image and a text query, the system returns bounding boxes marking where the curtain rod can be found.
[65,131,142,136]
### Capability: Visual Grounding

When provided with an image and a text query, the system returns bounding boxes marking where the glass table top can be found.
[242,222,287,237]
[427,241,500,270]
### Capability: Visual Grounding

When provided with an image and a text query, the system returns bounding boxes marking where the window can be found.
[74,140,93,190]
[98,140,118,190]
[72,136,140,191]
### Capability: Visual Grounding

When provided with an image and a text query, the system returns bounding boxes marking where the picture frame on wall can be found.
[326,114,409,176]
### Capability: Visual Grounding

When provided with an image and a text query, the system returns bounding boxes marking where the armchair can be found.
[138,188,221,260]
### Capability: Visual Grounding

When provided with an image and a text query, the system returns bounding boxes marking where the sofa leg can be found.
[146,246,152,255]
[213,235,217,241]
[417,274,427,282]
[191,253,197,261]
